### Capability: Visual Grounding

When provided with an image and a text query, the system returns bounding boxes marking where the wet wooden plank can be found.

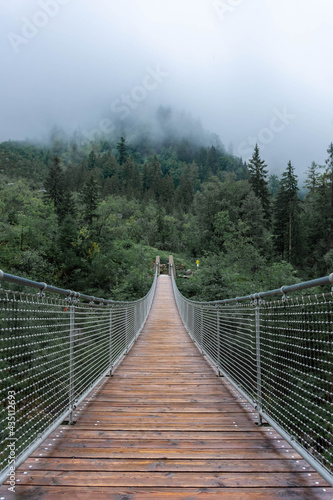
[9,275,331,498]
[13,470,328,487]
[29,447,299,460]
[78,404,255,412]
[22,457,314,473]
[30,438,292,451]
[47,429,277,439]
[3,487,333,500]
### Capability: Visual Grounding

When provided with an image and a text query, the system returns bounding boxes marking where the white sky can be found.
[1,0,333,177]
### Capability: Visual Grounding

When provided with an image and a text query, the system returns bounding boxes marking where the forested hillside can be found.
[1,113,332,301]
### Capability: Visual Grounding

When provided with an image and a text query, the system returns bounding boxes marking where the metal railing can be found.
[171,263,333,486]
[0,262,159,485]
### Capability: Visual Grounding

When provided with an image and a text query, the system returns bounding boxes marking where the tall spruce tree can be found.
[268,174,280,198]
[247,145,270,219]
[81,175,100,225]
[87,150,97,171]
[273,161,301,264]
[159,174,175,212]
[44,156,65,219]
[206,146,219,176]
[142,156,162,200]
[302,162,328,274]
[121,157,140,198]
[57,190,77,224]
[304,162,320,193]
[116,137,128,165]
[176,170,194,212]
[102,154,119,179]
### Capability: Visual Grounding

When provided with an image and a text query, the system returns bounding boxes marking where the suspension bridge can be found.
[0,257,332,498]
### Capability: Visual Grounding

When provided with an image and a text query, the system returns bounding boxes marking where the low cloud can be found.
[0,0,332,176]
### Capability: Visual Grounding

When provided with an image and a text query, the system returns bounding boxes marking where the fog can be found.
[1,0,333,178]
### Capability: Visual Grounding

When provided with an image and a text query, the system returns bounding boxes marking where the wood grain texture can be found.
[3,275,332,499]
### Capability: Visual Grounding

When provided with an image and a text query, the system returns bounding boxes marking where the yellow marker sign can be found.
[196,260,200,266]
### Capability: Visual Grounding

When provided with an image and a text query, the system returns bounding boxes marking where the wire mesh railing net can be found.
[0,293,70,474]
[0,268,157,479]
[172,274,333,479]
[260,293,333,474]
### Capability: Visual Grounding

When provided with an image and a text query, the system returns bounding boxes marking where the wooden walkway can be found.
[2,275,332,499]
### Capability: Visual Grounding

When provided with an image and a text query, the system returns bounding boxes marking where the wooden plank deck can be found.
[2,275,333,499]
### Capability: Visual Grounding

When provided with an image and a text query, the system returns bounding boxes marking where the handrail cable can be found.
[0,260,159,485]
[170,258,333,486]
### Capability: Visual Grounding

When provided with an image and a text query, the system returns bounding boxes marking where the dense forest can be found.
[1,108,332,301]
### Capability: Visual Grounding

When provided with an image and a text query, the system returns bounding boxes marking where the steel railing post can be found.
[125,308,129,353]
[185,301,187,329]
[255,304,262,426]
[217,305,222,376]
[200,306,204,354]
[134,305,137,340]
[69,304,75,425]
[109,306,113,376]
[140,299,143,328]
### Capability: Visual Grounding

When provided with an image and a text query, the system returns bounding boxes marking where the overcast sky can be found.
[1,0,332,178]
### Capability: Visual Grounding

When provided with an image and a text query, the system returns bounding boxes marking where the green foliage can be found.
[268,174,280,198]
[43,156,65,216]
[301,148,333,276]
[273,161,302,265]
[87,150,97,171]
[81,175,100,224]
[1,133,332,302]
[177,252,298,302]
[116,136,128,165]
[247,144,271,220]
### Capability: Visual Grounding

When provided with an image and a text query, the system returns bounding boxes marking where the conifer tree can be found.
[142,156,162,200]
[176,172,194,212]
[268,174,280,198]
[102,154,119,178]
[176,163,198,212]
[44,156,65,218]
[241,190,269,253]
[304,162,320,193]
[247,145,270,219]
[159,174,175,212]
[121,157,140,197]
[116,137,128,165]
[87,150,97,171]
[302,160,331,274]
[81,175,100,225]
[206,146,219,176]
[57,190,77,224]
[273,161,301,264]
